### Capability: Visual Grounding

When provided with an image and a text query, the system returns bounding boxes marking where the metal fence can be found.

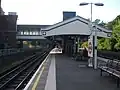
[0,48,23,56]
[0,47,42,57]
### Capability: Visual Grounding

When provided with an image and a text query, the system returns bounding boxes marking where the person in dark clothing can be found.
[83,47,88,58]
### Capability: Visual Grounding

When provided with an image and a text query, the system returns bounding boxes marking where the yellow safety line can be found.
[32,66,45,90]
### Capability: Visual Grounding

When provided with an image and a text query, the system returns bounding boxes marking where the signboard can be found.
[88,35,93,57]
[107,32,112,37]
[41,31,46,36]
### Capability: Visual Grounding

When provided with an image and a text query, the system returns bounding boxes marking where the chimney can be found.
[63,11,76,21]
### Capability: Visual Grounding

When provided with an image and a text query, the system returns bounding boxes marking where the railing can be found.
[0,47,44,57]
[0,48,24,56]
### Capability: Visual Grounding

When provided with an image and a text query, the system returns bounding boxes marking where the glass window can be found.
[36,32,38,35]
[24,32,27,35]
[39,31,42,35]
[26,32,29,35]
[30,32,32,35]
[33,32,36,35]
[21,31,23,35]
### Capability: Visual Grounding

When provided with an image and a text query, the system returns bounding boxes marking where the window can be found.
[24,32,27,35]
[33,32,36,35]
[30,32,32,35]
[26,32,29,35]
[21,31,23,35]
[35,32,38,35]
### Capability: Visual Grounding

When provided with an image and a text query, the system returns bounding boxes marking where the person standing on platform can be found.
[82,47,88,60]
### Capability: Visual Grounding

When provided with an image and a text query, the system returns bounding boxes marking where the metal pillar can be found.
[88,3,94,67]
[75,37,77,54]
[90,3,92,22]
[94,26,97,69]
[20,40,23,48]
[74,37,77,54]
[90,3,98,69]
[77,37,80,52]
[61,38,64,53]
[0,0,1,15]
[28,30,30,35]
[23,31,24,35]
[88,3,94,68]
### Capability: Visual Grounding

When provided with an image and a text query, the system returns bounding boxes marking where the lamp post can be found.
[79,2,104,69]
[0,0,1,15]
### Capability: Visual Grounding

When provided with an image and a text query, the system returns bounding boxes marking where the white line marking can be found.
[24,53,50,90]
[45,54,56,90]
[32,66,45,90]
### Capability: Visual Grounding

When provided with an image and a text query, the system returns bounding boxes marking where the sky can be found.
[2,0,120,25]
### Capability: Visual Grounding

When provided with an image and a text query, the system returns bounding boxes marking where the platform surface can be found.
[56,54,119,90]
[25,48,120,90]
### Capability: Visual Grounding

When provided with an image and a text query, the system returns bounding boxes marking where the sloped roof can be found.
[41,16,112,33]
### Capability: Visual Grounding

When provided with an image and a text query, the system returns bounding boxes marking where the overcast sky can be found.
[2,0,120,25]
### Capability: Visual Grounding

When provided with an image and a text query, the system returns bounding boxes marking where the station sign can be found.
[41,31,46,35]
[107,32,112,37]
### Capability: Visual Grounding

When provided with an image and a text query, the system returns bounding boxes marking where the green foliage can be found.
[109,38,117,51]
[112,24,120,50]
[81,41,88,48]
[30,41,36,46]
[97,38,111,50]
[97,15,120,51]
[97,38,105,50]
[104,39,111,50]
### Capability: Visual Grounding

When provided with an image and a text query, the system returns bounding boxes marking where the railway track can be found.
[0,54,36,77]
[0,50,49,90]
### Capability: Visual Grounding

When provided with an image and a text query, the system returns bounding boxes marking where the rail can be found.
[0,49,50,90]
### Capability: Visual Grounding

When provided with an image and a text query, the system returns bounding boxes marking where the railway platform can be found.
[24,48,119,90]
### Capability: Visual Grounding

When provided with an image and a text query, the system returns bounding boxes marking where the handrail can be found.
[0,47,42,56]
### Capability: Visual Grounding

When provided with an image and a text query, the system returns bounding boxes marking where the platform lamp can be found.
[79,2,104,69]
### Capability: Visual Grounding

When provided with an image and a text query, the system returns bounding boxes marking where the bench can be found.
[98,59,120,88]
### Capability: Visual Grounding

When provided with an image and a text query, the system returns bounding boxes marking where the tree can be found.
[97,15,120,51]
[112,20,120,50]
[102,15,120,51]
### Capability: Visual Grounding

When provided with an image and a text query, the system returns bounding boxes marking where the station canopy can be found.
[41,16,112,38]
